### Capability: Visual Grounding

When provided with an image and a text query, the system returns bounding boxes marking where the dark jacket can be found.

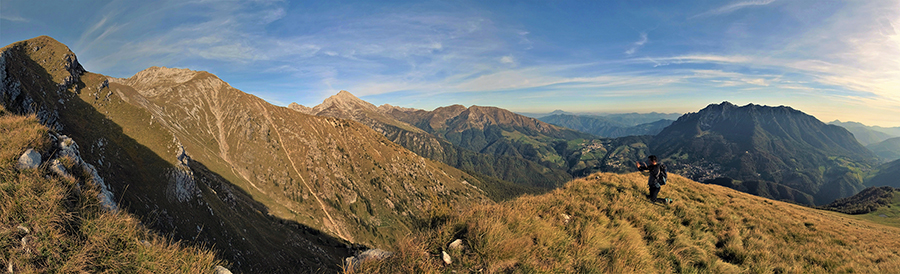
[638,163,665,189]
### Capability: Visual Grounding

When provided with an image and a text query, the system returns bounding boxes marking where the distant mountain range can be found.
[867,137,900,162]
[828,120,900,162]
[829,120,900,145]
[518,110,680,122]
[538,114,674,138]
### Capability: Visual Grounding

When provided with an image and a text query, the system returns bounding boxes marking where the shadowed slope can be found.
[0,105,223,273]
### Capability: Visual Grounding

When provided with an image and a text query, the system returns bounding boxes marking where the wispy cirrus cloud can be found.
[0,14,28,22]
[625,32,648,55]
[691,0,777,19]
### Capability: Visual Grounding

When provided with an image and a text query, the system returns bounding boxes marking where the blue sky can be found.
[2,0,899,126]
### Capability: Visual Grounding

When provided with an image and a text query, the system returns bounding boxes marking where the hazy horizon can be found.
[2,0,898,127]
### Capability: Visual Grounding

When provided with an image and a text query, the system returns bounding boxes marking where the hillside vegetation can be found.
[0,106,222,273]
[350,172,900,273]
[819,186,895,214]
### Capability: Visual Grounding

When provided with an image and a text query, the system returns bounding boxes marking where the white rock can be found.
[448,239,464,251]
[357,248,392,261]
[442,250,452,265]
[49,159,71,179]
[16,148,41,169]
[561,213,572,225]
[213,265,232,274]
[345,248,393,270]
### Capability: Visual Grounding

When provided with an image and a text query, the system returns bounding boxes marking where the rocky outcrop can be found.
[167,145,200,203]
[54,134,117,211]
[287,102,312,114]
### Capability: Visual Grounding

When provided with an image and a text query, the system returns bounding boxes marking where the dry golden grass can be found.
[352,172,900,273]
[1,110,223,273]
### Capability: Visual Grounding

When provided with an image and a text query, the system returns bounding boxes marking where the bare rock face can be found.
[56,135,117,211]
[288,102,313,114]
[16,148,41,169]
[167,145,200,203]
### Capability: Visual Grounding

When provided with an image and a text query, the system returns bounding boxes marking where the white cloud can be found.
[0,13,28,22]
[625,32,648,55]
[500,55,515,65]
[692,0,777,18]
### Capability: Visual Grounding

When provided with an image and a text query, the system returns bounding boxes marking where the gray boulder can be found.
[16,148,41,169]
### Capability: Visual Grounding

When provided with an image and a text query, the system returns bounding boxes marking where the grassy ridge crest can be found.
[351,172,900,273]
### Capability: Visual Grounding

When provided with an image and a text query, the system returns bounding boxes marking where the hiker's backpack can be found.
[656,164,668,185]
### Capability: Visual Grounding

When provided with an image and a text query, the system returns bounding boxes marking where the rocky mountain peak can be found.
[124,66,199,88]
[1,35,85,87]
[312,90,376,113]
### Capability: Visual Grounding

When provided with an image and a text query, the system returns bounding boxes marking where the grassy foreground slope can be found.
[0,107,222,273]
[353,172,900,273]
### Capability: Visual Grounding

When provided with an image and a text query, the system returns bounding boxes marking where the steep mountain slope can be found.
[830,120,900,145]
[867,137,900,162]
[351,172,900,273]
[867,158,900,189]
[292,92,568,193]
[1,36,490,272]
[1,106,223,273]
[651,102,877,205]
[538,113,673,137]
[381,104,598,173]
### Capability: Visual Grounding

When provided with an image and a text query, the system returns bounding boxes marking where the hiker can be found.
[636,155,669,204]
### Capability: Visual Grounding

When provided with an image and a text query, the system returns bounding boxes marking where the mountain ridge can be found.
[351,171,900,273]
[1,36,491,272]
[652,101,877,205]
[294,91,573,193]
[538,113,674,138]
